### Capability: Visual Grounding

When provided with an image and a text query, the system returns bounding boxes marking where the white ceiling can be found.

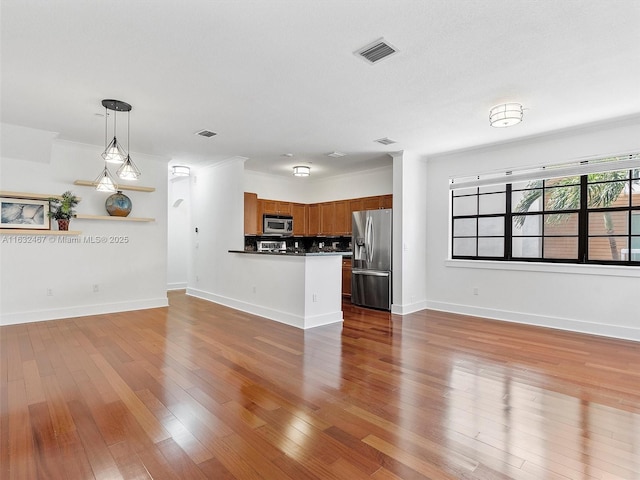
[2,1,639,179]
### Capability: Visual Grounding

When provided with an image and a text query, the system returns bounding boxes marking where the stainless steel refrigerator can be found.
[351,208,392,310]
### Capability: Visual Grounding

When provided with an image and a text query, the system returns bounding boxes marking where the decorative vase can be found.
[57,219,70,231]
[105,191,132,217]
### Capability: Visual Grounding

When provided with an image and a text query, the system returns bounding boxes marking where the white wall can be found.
[0,127,168,325]
[424,115,640,341]
[391,151,428,314]
[167,174,190,289]
[244,164,392,203]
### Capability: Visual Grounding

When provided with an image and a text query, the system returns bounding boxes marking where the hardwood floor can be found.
[1,292,639,479]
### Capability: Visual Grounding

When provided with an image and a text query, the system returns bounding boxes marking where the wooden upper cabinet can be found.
[307,204,320,236]
[334,200,350,235]
[261,199,291,215]
[319,202,335,235]
[292,203,306,236]
[244,192,258,235]
[246,193,391,237]
[362,196,382,210]
[275,201,292,215]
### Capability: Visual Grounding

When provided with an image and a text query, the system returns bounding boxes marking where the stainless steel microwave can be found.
[263,214,293,236]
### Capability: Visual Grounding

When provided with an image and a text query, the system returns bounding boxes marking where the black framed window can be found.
[451,169,640,265]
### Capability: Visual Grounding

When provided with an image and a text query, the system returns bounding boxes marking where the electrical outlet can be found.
[252,286,256,293]
[46,288,53,296]
[473,287,479,295]
[312,293,318,302]
[93,284,99,293]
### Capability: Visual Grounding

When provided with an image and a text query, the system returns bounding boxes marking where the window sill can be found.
[445,258,640,278]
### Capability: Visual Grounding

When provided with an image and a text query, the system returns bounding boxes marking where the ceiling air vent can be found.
[195,129,217,138]
[327,151,346,158]
[374,137,397,145]
[355,38,398,64]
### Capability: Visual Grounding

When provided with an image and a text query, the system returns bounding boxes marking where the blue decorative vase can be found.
[105,191,132,217]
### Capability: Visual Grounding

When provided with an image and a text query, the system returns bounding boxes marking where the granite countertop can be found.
[229,250,352,257]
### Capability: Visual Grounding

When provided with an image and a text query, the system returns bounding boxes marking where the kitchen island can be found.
[224,250,345,329]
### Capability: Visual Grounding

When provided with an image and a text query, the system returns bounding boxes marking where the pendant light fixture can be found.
[116,109,141,180]
[101,99,130,163]
[94,165,118,192]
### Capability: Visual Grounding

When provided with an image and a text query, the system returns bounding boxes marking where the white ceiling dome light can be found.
[489,103,524,128]
[293,165,310,177]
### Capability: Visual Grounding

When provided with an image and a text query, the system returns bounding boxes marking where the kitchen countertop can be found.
[229,250,352,257]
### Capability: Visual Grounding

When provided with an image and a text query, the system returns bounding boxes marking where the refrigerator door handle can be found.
[352,269,389,277]
[365,215,374,264]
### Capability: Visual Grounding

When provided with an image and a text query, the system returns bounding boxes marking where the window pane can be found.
[453,238,476,256]
[478,238,503,257]
[453,195,477,216]
[512,237,542,258]
[453,218,476,237]
[544,185,580,211]
[512,189,543,213]
[478,217,504,236]
[632,169,640,180]
[544,213,578,235]
[589,236,628,261]
[543,237,578,259]
[587,181,626,208]
[452,187,477,197]
[587,170,629,182]
[632,184,640,206]
[513,214,542,236]
[479,184,506,194]
[512,180,543,191]
[628,236,640,261]
[546,176,580,187]
[588,211,628,236]
[478,192,505,214]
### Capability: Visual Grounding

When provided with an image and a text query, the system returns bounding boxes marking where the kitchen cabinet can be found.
[261,199,292,215]
[319,202,335,235]
[292,203,306,236]
[307,204,320,235]
[334,200,350,235]
[244,192,258,235]
[245,193,392,237]
[362,196,382,210]
[341,257,352,297]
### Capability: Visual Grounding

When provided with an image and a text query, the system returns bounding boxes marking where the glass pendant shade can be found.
[117,155,141,180]
[95,165,118,192]
[102,136,126,163]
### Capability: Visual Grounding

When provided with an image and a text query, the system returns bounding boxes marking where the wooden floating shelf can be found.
[0,229,81,235]
[0,190,81,201]
[74,214,155,222]
[73,180,155,193]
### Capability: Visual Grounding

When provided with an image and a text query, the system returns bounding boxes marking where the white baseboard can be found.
[186,288,343,330]
[391,300,428,315]
[0,297,169,326]
[425,300,640,342]
[167,282,187,291]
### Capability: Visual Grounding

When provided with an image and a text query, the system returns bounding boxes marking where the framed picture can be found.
[0,197,50,230]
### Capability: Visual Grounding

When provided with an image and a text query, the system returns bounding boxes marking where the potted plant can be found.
[48,191,80,231]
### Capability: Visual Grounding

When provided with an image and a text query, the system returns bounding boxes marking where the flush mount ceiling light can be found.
[327,151,346,158]
[293,165,310,177]
[489,103,524,128]
[172,165,190,177]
